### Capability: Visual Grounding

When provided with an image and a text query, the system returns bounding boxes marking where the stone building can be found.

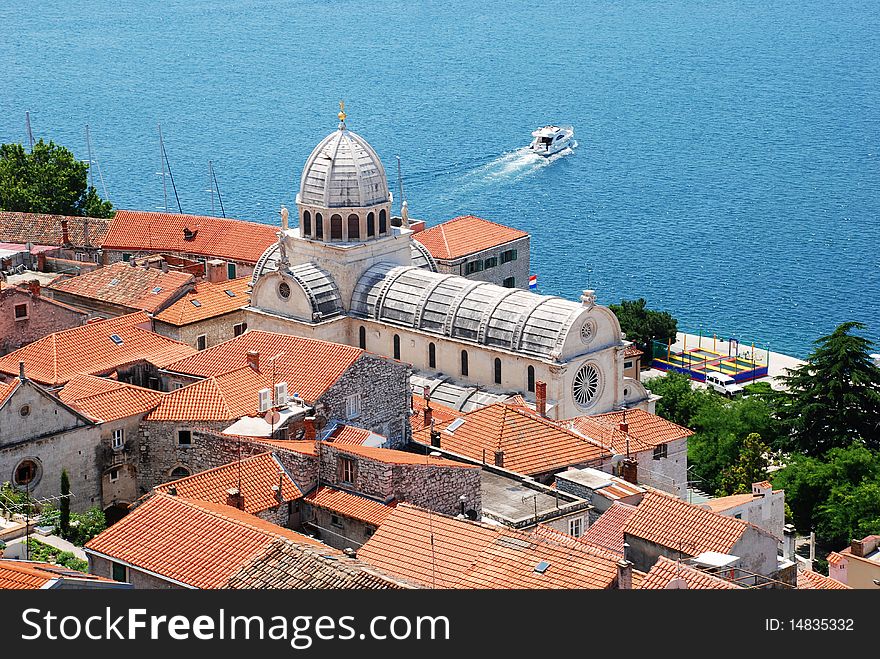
[0,372,102,513]
[244,113,653,420]
[412,215,530,289]
[0,281,87,355]
[702,481,786,541]
[151,272,250,350]
[0,211,111,264]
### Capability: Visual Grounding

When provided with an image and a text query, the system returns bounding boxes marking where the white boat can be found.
[528,125,575,156]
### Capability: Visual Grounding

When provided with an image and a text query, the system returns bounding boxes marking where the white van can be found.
[704,371,744,397]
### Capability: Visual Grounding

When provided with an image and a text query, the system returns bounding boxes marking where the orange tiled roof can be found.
[797,569,850,590]
[0,379,18,407]
[623,491,757,556]
[85,493,332,589]
[248,439,319,456]
[639,556,742,589]
[624,345,644,359]
[154,452,302,514]
[0,312,196,386]
[0,560,117,589]
[410,395,462,433]
[324,442,477,469]
[359,504,619,590]
[0,211,112,247]
[59,374,164,422]
[48,262,194,313]
[754,480,772,489]
[153,276,250,326]
[304,486,396,526]
[530,524,623,562]
[702,493,759,513]
[413,403,610,476]
[103,211,278,264]
[827,551,846,566]
[412,215,528,260]
[581,502,640,555]
[568,408,693,455]
[325,425,377,446]
[161,331,363,403]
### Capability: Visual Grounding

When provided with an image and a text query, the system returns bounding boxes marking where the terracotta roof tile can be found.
[702,493,759,513]
[0,211,112,247]
[247,439,318,456]
[325,425,379,446]
[162,330,363,403]
[639,556,743,589]
[147,365,273,421]
[154,452,302,514]
[410,395,462,433]
[305,486,396,526]
[0,312,196,386]
[413,403,610,476]
[103,211,278,264]
[412,215,528,260]
[568,408,693,454]
[59,374,164,422]
[48,262,194,313]
[324,442,476,469]
[581,502,640,555]
[624,345,644,358]
[797,569,850,590]
[530,524,624,562]
[0,560,118,589]
[153,276,250,326]
[85,493,330,589]
[0,379,18,407]
[623,491,758,556]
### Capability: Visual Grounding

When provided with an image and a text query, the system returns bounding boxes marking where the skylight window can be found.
[445,418,465,434]
[190,299,202,308]
[224,290,237,297]
[109,334,124,345]
[109,279,119,286]
[534,560,550,574]
[151,286,163,294]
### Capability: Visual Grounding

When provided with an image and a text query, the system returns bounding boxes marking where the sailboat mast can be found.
[208,160,215,215]
[85,124,94,190]
[25,111,35,149]
[158,124,168,212]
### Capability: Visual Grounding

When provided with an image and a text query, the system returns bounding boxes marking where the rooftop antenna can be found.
[25,111,35,149]
[157,124,183,213]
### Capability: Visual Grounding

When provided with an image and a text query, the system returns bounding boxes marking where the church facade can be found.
[245,112,652,421]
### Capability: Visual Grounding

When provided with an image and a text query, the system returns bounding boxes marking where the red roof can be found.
[324,442,476,469]
[797,569,850,590]
[568,408,693,454]
[325,425,378,446]
[59,374,164,422]
[410,394,462,433]
[624,345,644,359]
[0,560,118,589]
[412,215,528,260]
[581,502,639,555]
[0,211,112,247]
[161,331,363,403]
[413,403,610,476]
[639,556,742,589]
[153,276,250,326]
[48,262,194,313]
[85,493,331,589]
[623,491,762,556]
[154,452,302,514]
[304,486,396,526]
[103,211,278,264]
[0,312,196,386]
[0,379,18,407]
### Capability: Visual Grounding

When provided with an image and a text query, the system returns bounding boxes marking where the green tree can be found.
[608,298,677,361]
[718,433,771,495]
[59,469,71,539]
[815,481,880,549]
[67,507,107,546]
[644,371,706,427]
[777,322,880,456]
[0,140,113,218]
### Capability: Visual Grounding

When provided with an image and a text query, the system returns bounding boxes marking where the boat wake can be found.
[469,141,577,183]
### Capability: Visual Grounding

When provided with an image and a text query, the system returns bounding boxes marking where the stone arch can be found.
[303,209,312,237]
[330,214,343,240]
[367,212,375,237]
[348,213,360,240]
[379,209,387,234]
[315,213,324,240]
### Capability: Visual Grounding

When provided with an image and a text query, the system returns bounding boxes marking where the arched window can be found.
[315,213,324,240]
[367,212,375,237]
[428,342,436,369]
[460,350,468,376]
[359,326,366,350]
[303,210,311,236]
[169,466,190,479]
[494,358,502,384]
[330,214,343,240]
[379,209,387,234]
[393,334,401,360]
[527,365,535,393]
[348,213,360,240]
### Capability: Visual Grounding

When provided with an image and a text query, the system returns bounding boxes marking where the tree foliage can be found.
[718,433,771,496]
[608,298,677,361]
[0,139,113,218]
[60,469,71,539]
[777,322,880,456]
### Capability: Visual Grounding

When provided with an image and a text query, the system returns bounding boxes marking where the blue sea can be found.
[1,0,878,358]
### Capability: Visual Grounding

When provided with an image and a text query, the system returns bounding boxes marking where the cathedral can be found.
[245,108,653,420]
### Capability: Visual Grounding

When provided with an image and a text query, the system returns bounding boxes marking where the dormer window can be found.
[183,227,198,241]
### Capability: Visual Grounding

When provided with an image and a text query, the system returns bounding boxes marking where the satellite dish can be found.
[264,410,281,425]
[665,578,688,589]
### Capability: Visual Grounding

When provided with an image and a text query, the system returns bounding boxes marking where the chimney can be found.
[621,457,638,485]
[423,402,433,430]
[535,380,547,417]
[60,219,71,246]
[303,416,317,441]
[783,524,797,561]
[850,538,864,558]
[19,361,26,381]
[26,280,40,297]
[246,350,260,371]
[83,217,91,247]
[430,425,441,449]
[37,252,46,271]
[618,420,629,434]
[494,450,504,468]
[206,259,228,283]
[343,547,357,558]
[226,487,245,510]
[617,559,633,590]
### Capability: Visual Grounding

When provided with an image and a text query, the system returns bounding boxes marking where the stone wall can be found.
[152,310,247,351]
[0,287,87,356]
[391,462,481,516]
[301,506,377,551]
[436,235,530,290]
[88,554,183,589]
[134,421,230,493]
